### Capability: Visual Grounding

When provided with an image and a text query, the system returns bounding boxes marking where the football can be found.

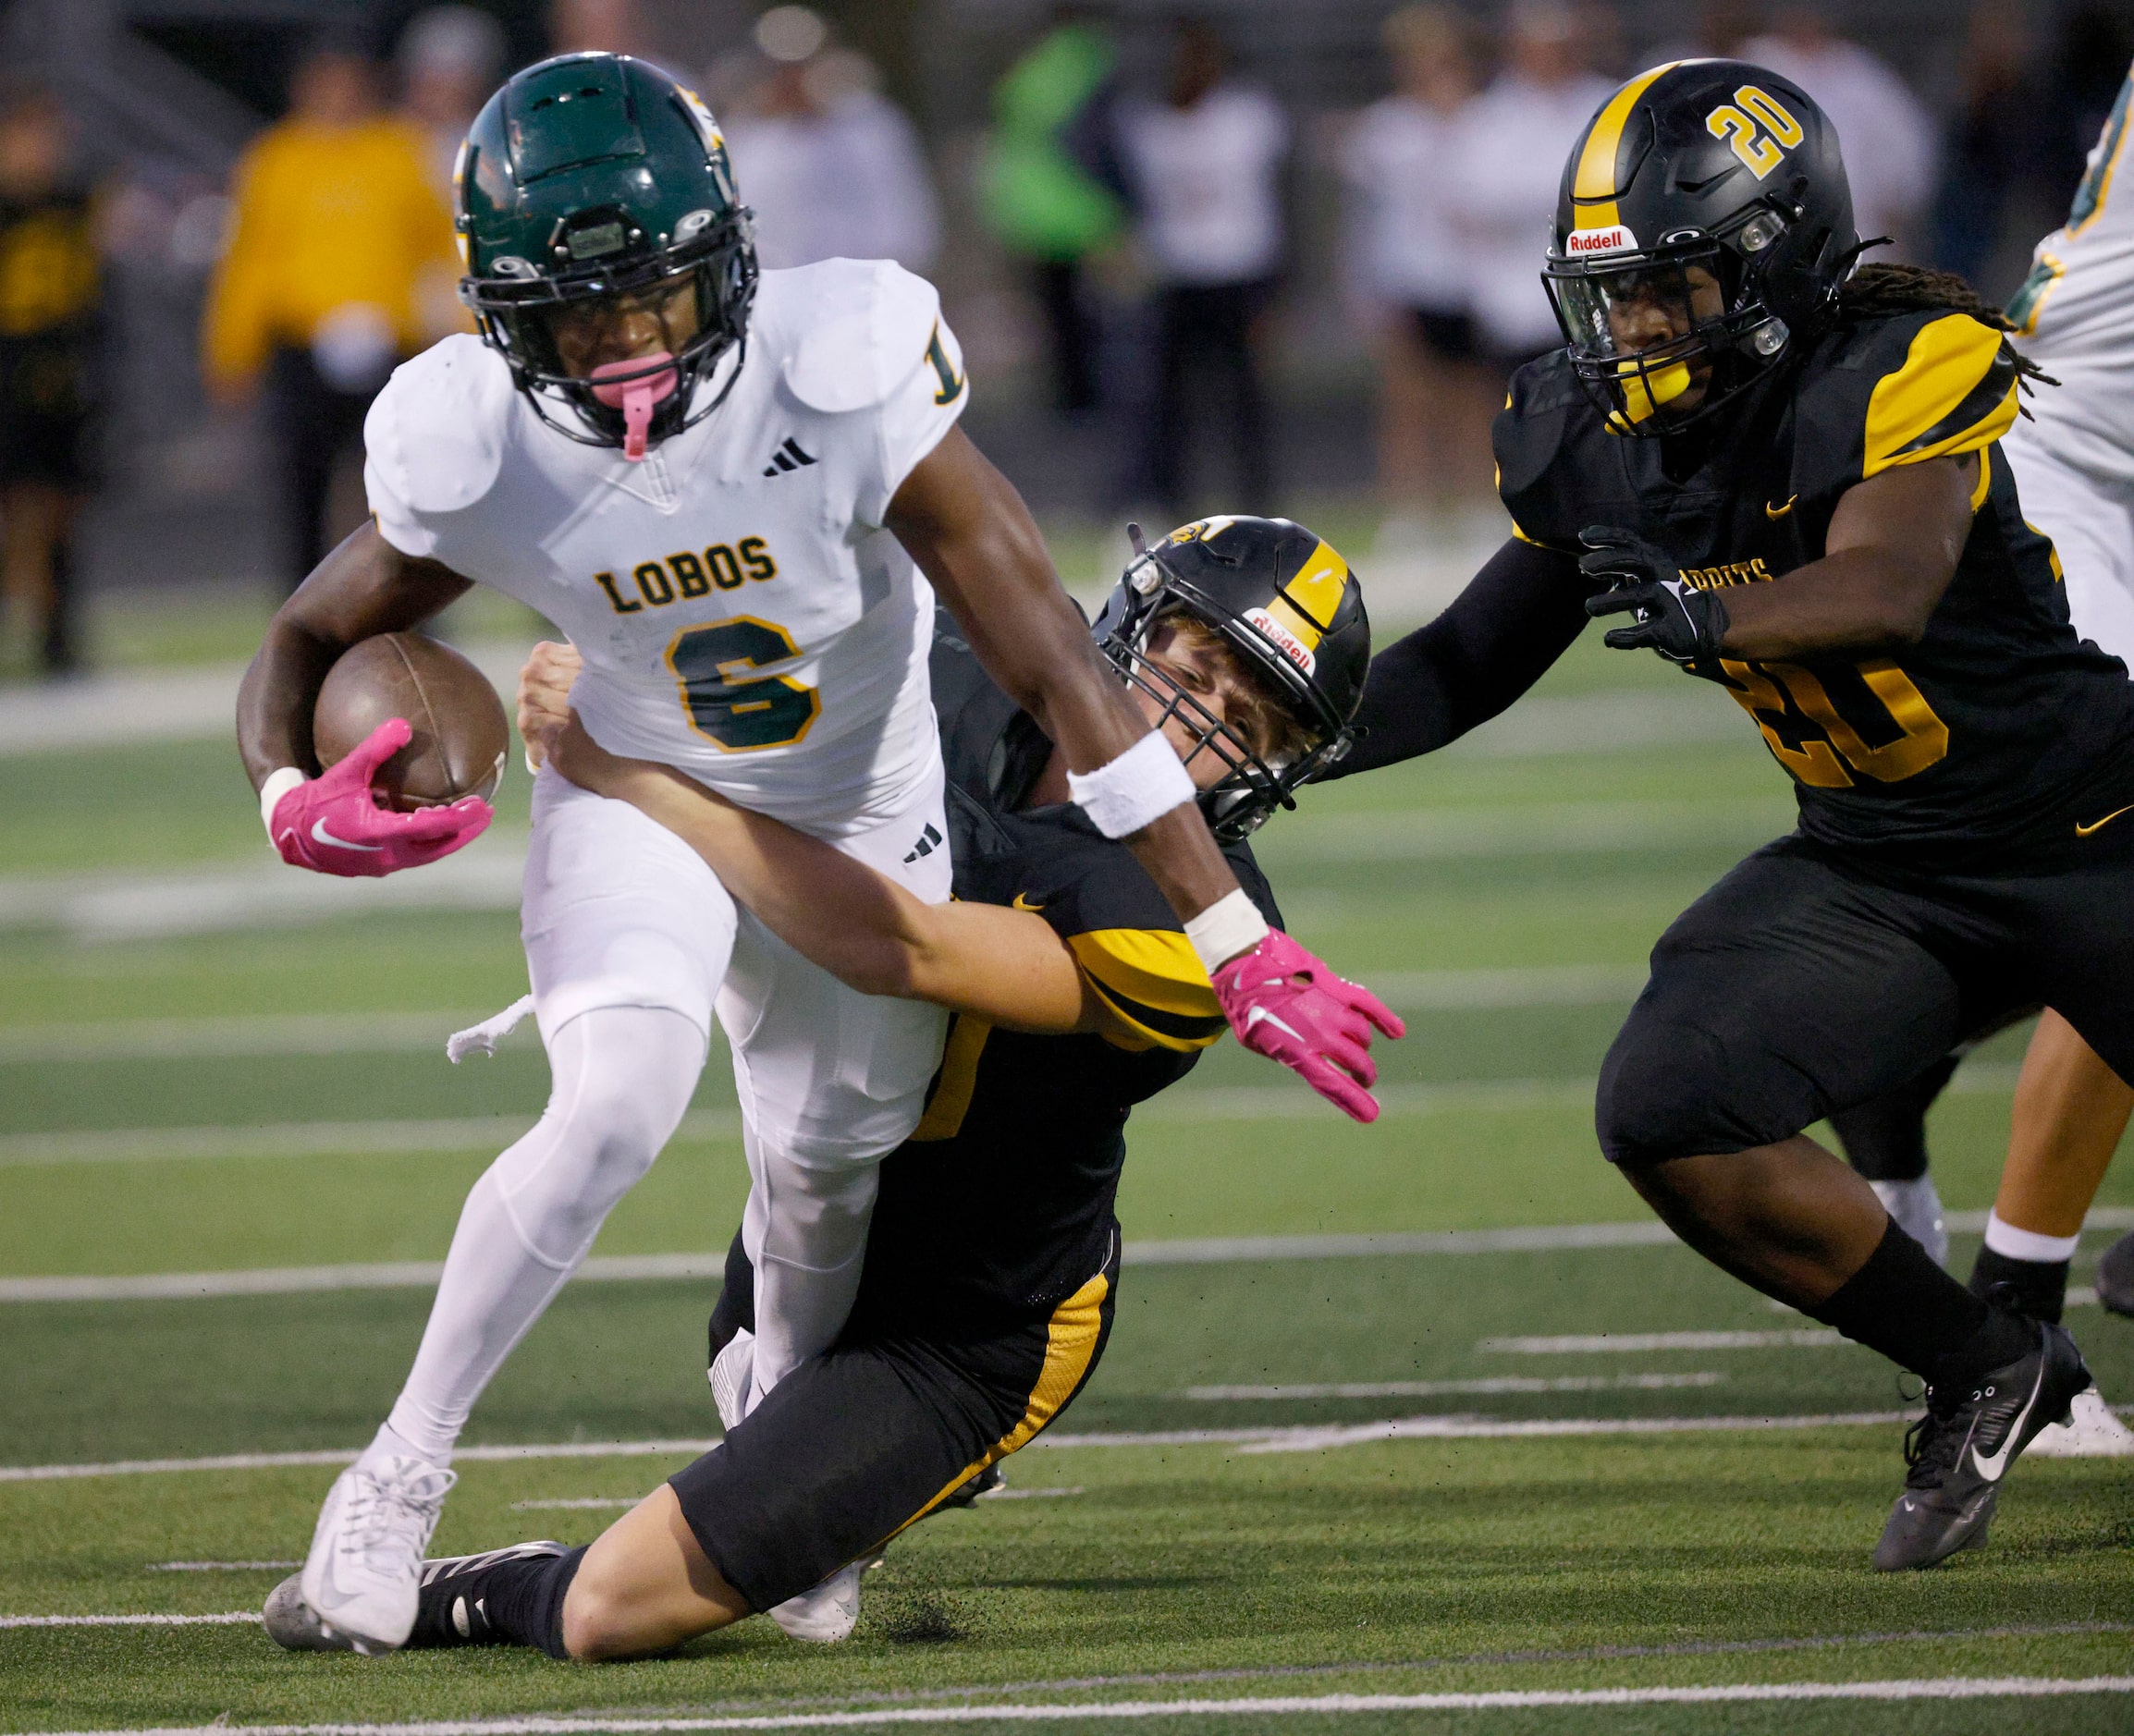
[313,631,509,811]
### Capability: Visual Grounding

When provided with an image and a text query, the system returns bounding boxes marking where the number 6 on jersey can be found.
[668,617,821,751]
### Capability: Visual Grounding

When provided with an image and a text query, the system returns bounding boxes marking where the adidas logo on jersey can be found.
[763,437,817,477]
[903,822,943,864]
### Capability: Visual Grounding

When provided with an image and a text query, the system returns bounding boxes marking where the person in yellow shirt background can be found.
[0,81,105,679]
[202,31,460,593]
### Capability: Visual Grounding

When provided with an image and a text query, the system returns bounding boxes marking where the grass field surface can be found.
[1,616,2128,1732]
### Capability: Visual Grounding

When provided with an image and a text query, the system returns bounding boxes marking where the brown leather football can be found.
[313,632,509,811]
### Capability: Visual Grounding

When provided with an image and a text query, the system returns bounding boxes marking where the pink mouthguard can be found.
[589,353,680,461]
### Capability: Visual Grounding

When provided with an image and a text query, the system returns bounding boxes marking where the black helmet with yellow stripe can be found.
[1093,515,1369,841]
[1543,60,1858,435]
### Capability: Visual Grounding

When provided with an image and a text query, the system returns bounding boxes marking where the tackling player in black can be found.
[1330,62,2131,1571]
[264,516,1378,1659]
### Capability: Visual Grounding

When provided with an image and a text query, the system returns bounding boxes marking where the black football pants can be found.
[1598,827,2134,1167]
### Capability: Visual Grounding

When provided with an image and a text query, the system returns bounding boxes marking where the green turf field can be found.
[1,610,2128,1734]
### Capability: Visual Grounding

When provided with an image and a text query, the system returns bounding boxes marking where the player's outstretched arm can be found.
[1583,454,1977,664]
[1331,537,1593,776]
[884,431,1402,1118]
[883,428,1241,923]
[237,520,487,876]
[540,708,1103,1035]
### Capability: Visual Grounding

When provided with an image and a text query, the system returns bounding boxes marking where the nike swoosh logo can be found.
[2076,803,2134,837]
[1244,1006,1305,1044]
[1969,1358,2047,1481]
[312,819,383,852]
[1012,892,1045,912]
[1765,495,1797,520]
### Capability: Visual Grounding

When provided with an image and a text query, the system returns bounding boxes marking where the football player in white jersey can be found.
[234,54,1399,1656]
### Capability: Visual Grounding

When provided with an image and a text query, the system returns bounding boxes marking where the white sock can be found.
[740,1125,880,1412]
[377,1005,705,1465]
[1983,1210,2080,1265]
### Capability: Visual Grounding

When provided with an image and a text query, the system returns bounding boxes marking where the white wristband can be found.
[1067,730,1196,839]
[1184,887,1271,974]
[259,766,307,838]
[1982,1210,2080,1265]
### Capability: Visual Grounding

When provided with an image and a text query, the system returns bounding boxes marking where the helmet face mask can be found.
[1544,62,1856,438]
[1092,517,1370,842]
[456,55,759,452]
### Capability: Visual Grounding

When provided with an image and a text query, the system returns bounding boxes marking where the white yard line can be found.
[510,1498,638,1510]
[1479,1329,1845,1353]
[6,1677,2129,1731]
[1185,1374,1724,1400]
[147,1561,297,1572]
[0,1611,256,1628]
[10,1210,2132,1303]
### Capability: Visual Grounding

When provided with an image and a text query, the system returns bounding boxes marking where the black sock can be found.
[1808,1219,2027,1382]
[478,1545,589,1659]
[1968,1244,2070,1325]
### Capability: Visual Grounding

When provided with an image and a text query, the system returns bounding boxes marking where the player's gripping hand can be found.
[1211,930,1406,1124]
[1578,525,1729,666]
[516,641,583,771]
[266,718,492,877]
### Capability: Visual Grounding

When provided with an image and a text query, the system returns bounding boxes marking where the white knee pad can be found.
[492,1005,706,1266]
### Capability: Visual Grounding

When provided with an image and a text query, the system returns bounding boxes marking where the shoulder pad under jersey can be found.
[364,335,516,518]
[1493,350,1592,554]
[1800,310,2019,495]
[758,259,945,414]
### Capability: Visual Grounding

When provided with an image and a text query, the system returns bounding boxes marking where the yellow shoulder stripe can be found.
[1862,315,2019,480]
[1067,927,1226,1053]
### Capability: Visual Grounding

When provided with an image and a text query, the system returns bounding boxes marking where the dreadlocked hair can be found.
[1834,263,2055,395]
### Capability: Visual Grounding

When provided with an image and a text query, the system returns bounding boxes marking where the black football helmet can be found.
[1542,60,1858,435]
[1092,516,1369,841]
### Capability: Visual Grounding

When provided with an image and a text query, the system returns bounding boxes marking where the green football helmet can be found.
[456,52,757,454]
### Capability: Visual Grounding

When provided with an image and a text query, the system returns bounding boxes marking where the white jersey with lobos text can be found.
[2005,61,2134,486]
[364,258,967,837]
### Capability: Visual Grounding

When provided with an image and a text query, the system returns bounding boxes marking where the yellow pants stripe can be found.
[884,1267,1111,1543]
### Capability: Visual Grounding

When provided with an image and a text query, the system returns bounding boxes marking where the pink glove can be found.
[267,718,493,878]
[1211,929,1406,1123]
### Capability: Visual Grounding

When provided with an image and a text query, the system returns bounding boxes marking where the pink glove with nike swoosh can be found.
[267,718,494,877]
[1211,929,1406,1123]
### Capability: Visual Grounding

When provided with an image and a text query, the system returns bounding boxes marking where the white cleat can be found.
[1870,1176,1948,1268]
[710,1327,755,1432]
[297,1453,457,1655]
[770,1559,864,1643]
[2024,1386,2134,1458]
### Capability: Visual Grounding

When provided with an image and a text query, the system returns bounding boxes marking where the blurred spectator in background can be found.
[202,35,458,592]
[398,6,506,344]
[1931,6,2055,288]
[1341,5,1494,544]
[399,6,509,192]
[550,0,644,58]
[1745,6,1936,257]
[1653,0,1759,63]
[1120,19,1288,520]
[982,6,1127,418]
[1450,3,1612,373]
[723,6,939,274]
[0,85,103,679]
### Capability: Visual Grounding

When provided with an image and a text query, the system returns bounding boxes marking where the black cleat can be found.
[2098,1230,2134,1319]
[403,1540,567,1648]
[1872,1318,2091,1571]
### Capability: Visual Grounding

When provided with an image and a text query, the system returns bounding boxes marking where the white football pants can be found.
[378,764,950,1465]
[2002,432,2134,667]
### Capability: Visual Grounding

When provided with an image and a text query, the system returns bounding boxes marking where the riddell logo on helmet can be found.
[1246,608,1317,677]
[1566,225,1640,256]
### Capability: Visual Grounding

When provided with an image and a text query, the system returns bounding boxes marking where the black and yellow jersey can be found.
[0,189,101,417]
[852,626,1281,1325]
[1496,307,2134,859]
